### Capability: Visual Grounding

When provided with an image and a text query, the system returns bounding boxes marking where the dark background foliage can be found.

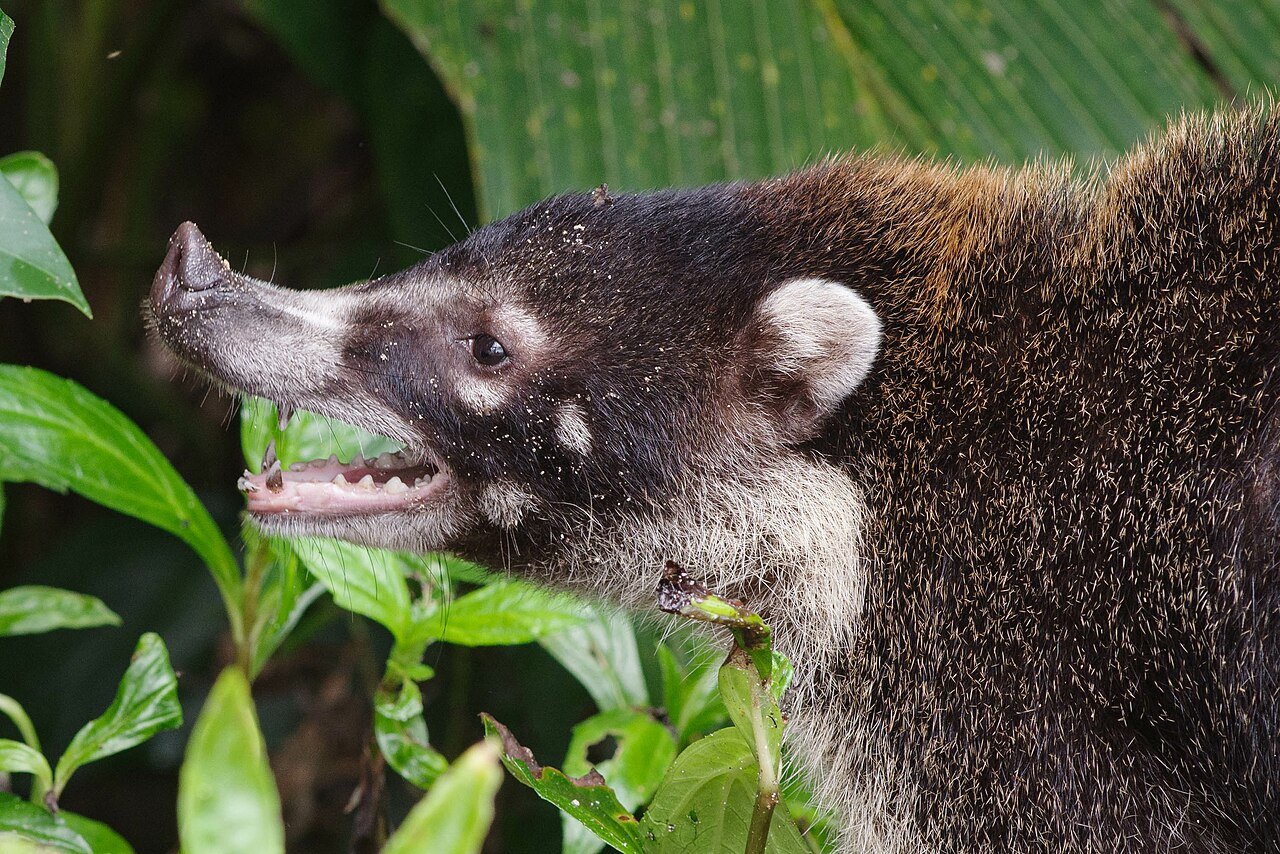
[0,0,1276,850]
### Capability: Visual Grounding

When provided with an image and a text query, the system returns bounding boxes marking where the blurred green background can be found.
[0,0,1275,850]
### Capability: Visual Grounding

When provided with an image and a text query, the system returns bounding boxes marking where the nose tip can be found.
[150,221,226,314]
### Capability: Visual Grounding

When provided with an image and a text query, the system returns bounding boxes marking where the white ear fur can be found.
[754,277,881,432]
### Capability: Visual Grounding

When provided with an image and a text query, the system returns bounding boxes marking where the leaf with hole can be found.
[483,715,644,854]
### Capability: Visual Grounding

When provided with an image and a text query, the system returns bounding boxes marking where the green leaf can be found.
[0,12,13,92]
[410,580,586,647]
[178,668,284,854]
[240,396,400,474]
[1164,0,1280,96]
[0,153,58,225]
[539,609,648,711]
[382,740,501,854]
[482,715,644,854]
[374,677,448,789]
[57,815,133,854]
[0,586,120,637]
[0,694,40,753]
[0,794,89,854]
[0,174,87,316]
[52,634,182,797]
[560,709,678,854]
[562,709,676,811]
[0,367,241,638]
[289,537,413,640]
[718,648,785,772]
[657,643,726,742]
[242,532,325,677]
[640,729,809,854]
[0,740,51,795]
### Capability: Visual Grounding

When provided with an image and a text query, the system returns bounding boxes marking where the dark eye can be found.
[471,333,508,366]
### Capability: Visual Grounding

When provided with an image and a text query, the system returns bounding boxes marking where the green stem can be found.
[744,676,781,854]
[237,537,272,678]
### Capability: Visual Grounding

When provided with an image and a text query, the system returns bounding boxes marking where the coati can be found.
[149,107,1280,852]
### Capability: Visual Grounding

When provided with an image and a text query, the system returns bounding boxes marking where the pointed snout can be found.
[149,221,228,317]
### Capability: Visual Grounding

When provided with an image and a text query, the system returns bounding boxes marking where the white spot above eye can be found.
[554,402,593,455]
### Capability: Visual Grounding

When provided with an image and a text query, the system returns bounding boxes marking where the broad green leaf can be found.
[0,175,87,316]
[382,740,501,854]
[560,709,677,854]
[52,634,182,796]
[718,648,785,770]
[178,668,284,854]
[410,580,586,647]
[539,609,648,711]
[0,367,240,636]
[0,794,89,854]
[0,740,51,795]
[0,586,120,637]
[240,396,399,474]
[57,815,132,854]
[1165,0,1280,96]
[482,715,644,854]
[374,677,447,789]
[0,153,57,225]
[640,728,809,854]
[289,537,412,639]
[384,0,1227,224]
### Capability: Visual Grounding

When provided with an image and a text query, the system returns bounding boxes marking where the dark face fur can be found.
[149,188,880,610]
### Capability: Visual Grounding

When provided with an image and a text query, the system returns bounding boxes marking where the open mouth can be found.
[238,404,446,516]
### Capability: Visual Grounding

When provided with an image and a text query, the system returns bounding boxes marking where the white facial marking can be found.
[759,277,882,415]
[455,375,511,413]
[481,480,533,528]
[554,402,593,455]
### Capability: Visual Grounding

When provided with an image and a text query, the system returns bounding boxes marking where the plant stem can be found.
[237,537,272,678]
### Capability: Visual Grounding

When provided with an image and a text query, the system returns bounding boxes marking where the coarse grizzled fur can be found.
[149,106,1280,852]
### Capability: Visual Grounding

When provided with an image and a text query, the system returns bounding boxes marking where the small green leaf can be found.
[657,643,727,742]
[0,587,120,637]
[0,740,51,795]
[640,729,809,854]
[0,12,13,88]
[382,740,501,854]
[374,685,448,789]
[0,794,89,854]
[0,176,86,316]
[718,648,785,769]
[178,668,284,854]
[539,610,648,711]
[0,367,240,639]
[411,581,585,647]
[0,153,58,225]
[52,634,182,796]
[482,715,644,854]
[57,815,133,854]
[289,537,412,640]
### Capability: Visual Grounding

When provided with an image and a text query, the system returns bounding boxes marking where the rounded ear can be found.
[744,277,882,440]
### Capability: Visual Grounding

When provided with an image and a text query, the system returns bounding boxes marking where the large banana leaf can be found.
[381,0,1273,221]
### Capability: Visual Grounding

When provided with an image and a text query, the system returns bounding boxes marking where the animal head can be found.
[149,185,878,624]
